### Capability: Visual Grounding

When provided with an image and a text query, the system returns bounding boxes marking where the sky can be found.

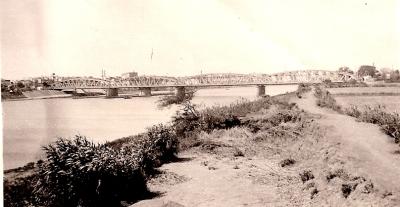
[1,0,399,79]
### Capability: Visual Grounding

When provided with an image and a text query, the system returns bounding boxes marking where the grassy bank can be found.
[335,96,400,113]
[314,86,400,146]
[314,85,342,112]
[4,84,311,207]
[1,91,27,100]
[323,80,368,88]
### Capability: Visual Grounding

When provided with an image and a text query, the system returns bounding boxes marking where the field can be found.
[327,87,400,95]
[328,87,400,113]
[335,95,400,113]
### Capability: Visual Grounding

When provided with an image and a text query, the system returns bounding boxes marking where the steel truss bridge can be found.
[52,70,353,90]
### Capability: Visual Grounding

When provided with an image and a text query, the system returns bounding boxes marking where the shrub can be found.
[172,98,266,137]
[140,124,179,173]
[34,136,148,207]
[314,86,342,112]
[345,105,362,118]
[4,172,39,207]
[280,158,296,167]
[344,104,400,144]
[243,109,303,133]
[296,83,312,98]
[316,85,400,145]
[157,89,196,108]
[199,107,241,132]
[299,170,314,183]
[323,80,367,88]
[172,101,202,139]
[356,106,400,143]
[107,124,178,175]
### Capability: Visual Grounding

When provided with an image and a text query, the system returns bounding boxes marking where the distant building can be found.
[121,71,138,79]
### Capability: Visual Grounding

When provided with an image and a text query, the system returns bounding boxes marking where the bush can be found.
[315,86,400,145]
[199,107,241,132]
[4,172,39,207]
[157,89,196,108]
[296,83,312,98]
[107,124,179,175]
[172,97,285,138]
[140,124,179,173]
[34,136,148,207]
[344,105,362,118]
[356,106,400,143]
[323,80,367,88]
[344,105,400,144]
[314,86,342,112]
[243,109,303,133]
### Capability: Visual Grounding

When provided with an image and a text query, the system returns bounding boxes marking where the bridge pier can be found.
[175,86,186,99]
[141,87,152,96]
[106,88,118,97]
[257,85,265,97]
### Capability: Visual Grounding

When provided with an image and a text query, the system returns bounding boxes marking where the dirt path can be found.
[293,92,400,195]
[131,92,400,207]
[132,153,285,207]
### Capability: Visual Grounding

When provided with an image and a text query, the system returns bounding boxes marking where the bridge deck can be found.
[52,82,315,90]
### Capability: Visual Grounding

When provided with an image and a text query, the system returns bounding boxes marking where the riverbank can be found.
[2,90,176,101]
[131,88,399,207]
[2,90,72,101]
[6,84,399,206]
[3,86,303,206]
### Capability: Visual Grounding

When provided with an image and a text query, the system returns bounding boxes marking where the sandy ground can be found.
[295,92,400,196]
[131,92,400,207]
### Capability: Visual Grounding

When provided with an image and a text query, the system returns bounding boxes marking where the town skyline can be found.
[2,63,398,81]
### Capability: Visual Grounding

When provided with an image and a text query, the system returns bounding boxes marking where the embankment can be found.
[4,86,308,206]
[6,84,399,206]
[22,90,72,99]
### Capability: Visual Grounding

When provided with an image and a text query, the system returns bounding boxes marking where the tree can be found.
[16,81,25,89]
[43,82,51,88]
[1,83,8,92]
[338,66,354,74]
[357,65,377,77]
[390,70,400,82]
[380,68,393,80]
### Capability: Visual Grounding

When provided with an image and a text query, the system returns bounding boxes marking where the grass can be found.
[344,105,400,144]
[5,124,178,207]
[323,80,367,88]
[314,86,400,146]
[327,87,400,95]
[314,85,342,112]
[335,96,400,113]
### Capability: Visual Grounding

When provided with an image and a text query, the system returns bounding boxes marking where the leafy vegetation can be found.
[323,80,367,88]
[34,136,147,206]
[157,88,196,108]
[4,165,39,207]
[345,105,400,144]
[315,86,400,146]
[314,85,342,112]
[296,83,312,98]
[4,123,178,207]
[5,85,311,206]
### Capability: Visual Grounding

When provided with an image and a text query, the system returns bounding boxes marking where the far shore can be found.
[1,91,176,102]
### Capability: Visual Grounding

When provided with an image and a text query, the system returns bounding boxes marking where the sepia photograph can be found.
[1,0,400,206]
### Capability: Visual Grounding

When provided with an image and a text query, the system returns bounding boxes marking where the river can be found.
[2,85,297,170]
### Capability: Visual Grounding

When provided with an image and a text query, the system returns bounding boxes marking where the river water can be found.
[2,85,297,170]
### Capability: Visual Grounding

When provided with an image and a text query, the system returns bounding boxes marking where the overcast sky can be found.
[1,0,399,79]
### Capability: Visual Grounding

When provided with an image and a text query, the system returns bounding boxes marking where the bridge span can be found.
[52,70,353,97]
